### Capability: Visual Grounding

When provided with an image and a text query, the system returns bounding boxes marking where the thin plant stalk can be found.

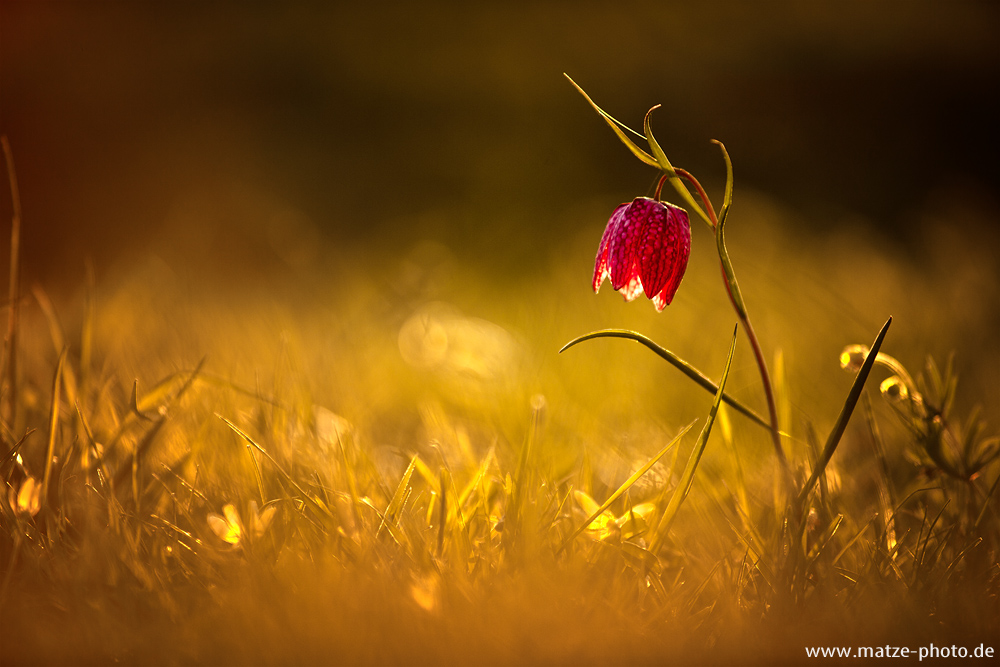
[663,165,789,478]
[649,325,738,552]
[1,137,22,440]
[566,76,789,479]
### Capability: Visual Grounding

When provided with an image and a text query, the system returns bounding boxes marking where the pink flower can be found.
[592,197,691,311]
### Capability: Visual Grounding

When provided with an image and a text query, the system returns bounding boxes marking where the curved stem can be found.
[675,168,717,228]
[743,316,788,468]
[654,173,668,201]
[674,167,790,478]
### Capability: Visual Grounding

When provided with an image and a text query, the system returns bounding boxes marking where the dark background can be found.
[1,1,998,288]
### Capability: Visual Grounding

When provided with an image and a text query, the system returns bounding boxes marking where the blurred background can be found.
[3,1,998,279]
[0,1,998,454]
[3,7,1000,661]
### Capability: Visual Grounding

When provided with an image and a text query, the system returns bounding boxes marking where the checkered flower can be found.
[593,197,691,311]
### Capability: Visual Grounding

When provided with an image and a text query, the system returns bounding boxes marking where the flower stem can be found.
[673,167,790,477]
[654,173,668,201]
[674,169,716,230]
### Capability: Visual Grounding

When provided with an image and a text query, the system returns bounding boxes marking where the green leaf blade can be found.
[560,329,774,433]
[565,74,659,168]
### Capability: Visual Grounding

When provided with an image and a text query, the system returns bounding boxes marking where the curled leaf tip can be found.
[642,105,674,174]
[565,74,659,167]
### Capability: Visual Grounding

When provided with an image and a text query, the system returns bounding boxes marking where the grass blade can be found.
[378,454,419,539]
[113,359,206,493]
[40,348,67,513]
[0,428,34,478]
[650,325,739,552]
[217,414,333,521]
[1,136,21,436]
[32,286,79,408]
[560,420,695,552]
[796,316,892,506]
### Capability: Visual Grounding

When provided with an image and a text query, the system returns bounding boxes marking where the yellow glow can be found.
[208,504,243,545]
[839,345,869,372]
[410,574,440,613]
[11,476,42,517]
[880,376,909,402]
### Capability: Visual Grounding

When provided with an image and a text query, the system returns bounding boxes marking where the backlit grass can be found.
[1,184,998,664]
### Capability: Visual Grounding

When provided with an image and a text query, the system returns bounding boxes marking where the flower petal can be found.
[608,199,651,291]
[209,503,243,545]
[593,203,626,293]
[642,203,690,307]
[621,274,643,302]
[17,476,41,517]
[651,292,669,312]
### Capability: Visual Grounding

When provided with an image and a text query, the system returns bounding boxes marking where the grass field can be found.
[1,147,998,664]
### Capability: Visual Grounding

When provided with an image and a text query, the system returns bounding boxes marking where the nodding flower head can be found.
[592,197,691,311]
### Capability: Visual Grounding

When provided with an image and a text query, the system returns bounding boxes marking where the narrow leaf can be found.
[797,316,892,505]
[218,414,333,520]
[564,74,659,168]
[378,454,419,538]
[560,420,695,552]
[650,325,739,551]
[130,380,155,421]
[641,106,712,225]
[806,513,844,562]
[712,140,734,227]
[560,329,774,433]
[0,429,33,476]
[712,141,748,319]
[40,348,67,512]
[642,105,675,174]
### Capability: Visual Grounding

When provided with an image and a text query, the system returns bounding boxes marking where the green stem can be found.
[674,168,790,478]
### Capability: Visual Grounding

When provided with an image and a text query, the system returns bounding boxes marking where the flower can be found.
[7,475,41,518]
[593,197,691,311]
[208,503,243,545]
[208,501,276,547]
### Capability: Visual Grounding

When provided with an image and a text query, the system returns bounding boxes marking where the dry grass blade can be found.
[377,454,418,540]
[506,399,544,546]
[217,414,332,521]
[40,348,67,513]
[75,401,112,490]
[32,287,79,407]
[974,472,1000,530]
[833,515,875,566]
[112,360,205,492]
[1,136,22,436]
[806,514,844,562]
[129,380,156,422]
[79,262,95,409]
[650,325,739,552]
[0,428,33,477]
